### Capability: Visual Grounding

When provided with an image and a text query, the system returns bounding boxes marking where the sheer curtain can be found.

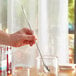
[0,0,7,31]
[38,0,69,64]
[7,0,69,65]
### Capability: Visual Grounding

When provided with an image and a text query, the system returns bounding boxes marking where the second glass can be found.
[36,56,58,76]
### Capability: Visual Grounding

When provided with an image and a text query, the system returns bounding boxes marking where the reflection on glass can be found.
[36,56,58,76]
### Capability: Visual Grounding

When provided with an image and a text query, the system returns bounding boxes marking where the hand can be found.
[9,28,36,47]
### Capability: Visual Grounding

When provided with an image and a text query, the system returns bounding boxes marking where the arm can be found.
[0,30,10,45]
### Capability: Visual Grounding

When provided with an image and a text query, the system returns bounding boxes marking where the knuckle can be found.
[22,28,26,30]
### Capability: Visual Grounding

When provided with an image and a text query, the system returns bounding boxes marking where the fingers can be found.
[22,28,34,35]
[14,28,34,35]
[23,35,36,46]
[23,40,35,46]
[29,41,35,46]
[25,35,36,41]
[11,28,37,47]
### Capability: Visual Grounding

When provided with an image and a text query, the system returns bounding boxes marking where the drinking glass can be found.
[36,56,58,76]
[12,64,37,76]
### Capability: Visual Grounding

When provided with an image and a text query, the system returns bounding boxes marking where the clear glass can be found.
[11,0,38,76]
[13,66,37,76]
[36,56,58,76]
[0,46,7,76]
[13,67,31,76]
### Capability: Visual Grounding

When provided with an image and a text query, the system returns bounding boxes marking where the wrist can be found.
[7,34,13,46]
[4,33,11,46]
[0,33,10,46]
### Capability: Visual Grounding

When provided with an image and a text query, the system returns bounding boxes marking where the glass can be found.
[10,0,38,75]
[0,46,7,76]
[13,67,31,76]
[12,56,58,76]
[36,56,58,76]
[13,66,37,76]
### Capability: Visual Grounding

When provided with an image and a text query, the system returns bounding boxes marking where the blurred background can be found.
[0,0,75,70]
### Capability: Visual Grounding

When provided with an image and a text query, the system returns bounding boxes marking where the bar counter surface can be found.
[0,64,76,76]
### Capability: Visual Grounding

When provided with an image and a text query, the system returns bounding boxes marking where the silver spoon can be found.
[16,0,50,72]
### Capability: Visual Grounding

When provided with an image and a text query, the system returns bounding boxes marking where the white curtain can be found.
[0,0,7,31]
[7,0,69,65]
[38,0,69,64]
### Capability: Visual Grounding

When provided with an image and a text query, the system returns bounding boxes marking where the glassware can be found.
[0,46,7,76]
[9,0,38,76]
[0,46,12,76]
[36,56,58,76]
[13,67,31,76]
